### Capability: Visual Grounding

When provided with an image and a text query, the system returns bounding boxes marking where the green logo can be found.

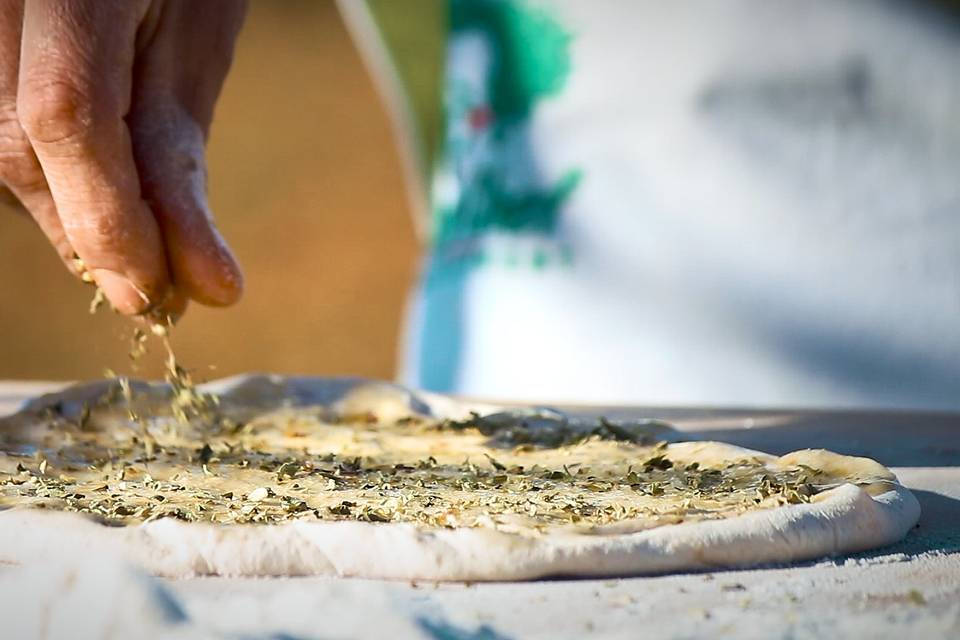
[432,0,582,264]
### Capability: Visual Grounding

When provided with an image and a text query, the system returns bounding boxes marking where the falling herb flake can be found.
[89,287,107,314]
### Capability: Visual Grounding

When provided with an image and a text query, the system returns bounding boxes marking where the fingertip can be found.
[168,225,243,307]
[159,287,190,323]
[206,242,244,306]
[90,269,149,316]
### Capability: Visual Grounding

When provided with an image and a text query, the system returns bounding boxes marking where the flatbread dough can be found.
[0,375,920,581]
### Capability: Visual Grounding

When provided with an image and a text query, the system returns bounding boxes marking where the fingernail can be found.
[91,269,151,315]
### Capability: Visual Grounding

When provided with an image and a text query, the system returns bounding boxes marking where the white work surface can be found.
[0,383,958,639]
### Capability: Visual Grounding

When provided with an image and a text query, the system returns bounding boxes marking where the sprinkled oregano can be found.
[81,279,222,470]
[89,287,107,315]
[72,254,95,284]
[4,340,865,532]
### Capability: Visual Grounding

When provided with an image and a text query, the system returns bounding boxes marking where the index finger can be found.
[17,0,169,315]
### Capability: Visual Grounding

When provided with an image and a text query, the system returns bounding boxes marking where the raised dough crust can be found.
[0,375,921,581]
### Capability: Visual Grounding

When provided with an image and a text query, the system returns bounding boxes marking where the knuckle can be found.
[17,76,94,146]
[61,212,125,258]
[76,213,125,250]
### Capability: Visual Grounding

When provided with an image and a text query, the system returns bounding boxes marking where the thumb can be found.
[129,99,243,308]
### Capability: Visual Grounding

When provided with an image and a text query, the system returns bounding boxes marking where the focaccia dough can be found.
[0,375,920,581]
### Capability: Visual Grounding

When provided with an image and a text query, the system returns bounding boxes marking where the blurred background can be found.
[2,0,958,410]
[0,1,435,381]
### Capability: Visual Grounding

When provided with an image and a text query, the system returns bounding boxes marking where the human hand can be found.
[0,0,246,318]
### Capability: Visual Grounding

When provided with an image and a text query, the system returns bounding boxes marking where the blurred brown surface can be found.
[0,1,419,381]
